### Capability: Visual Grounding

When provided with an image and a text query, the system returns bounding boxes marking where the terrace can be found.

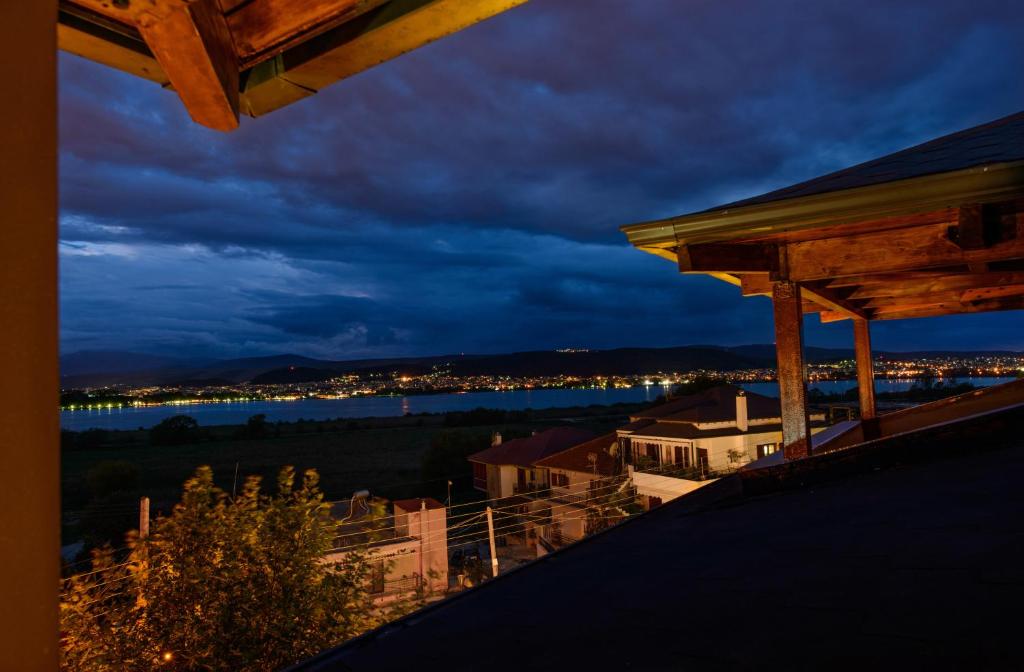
[5,3,1023,669]
[622,110,1024,463]
[286,111,1024,670]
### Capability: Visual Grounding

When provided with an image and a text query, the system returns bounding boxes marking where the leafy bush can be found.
[61,466,403,671]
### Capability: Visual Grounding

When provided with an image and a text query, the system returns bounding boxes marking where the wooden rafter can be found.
[844,271,1024,299]
[785,219,1024,282]
[871,295,1024,321]
[57,6,168,84]
[59,0,529,127]
[735,273,866,320]
[71,0,239,130]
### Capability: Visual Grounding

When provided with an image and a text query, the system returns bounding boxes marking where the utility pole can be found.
[486,506,499,578]
[139,496,150,539]
[418,500,426,590]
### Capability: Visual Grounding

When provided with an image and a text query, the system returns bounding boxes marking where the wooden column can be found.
[853,319,877,421]
[0,0,60,668]
[772,281,811,460]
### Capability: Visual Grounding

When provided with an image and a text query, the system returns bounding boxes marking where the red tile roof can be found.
[392,497,445,512]
[533,433,619,476]
[467,427,596,467]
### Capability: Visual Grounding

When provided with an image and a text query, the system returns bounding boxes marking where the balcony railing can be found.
[512,482,547,496]
[372,574,421,597]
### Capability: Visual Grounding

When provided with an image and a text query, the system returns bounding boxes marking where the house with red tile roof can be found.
[468,427,628,549]
[467,427,597,500]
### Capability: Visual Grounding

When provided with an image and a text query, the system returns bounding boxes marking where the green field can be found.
[62,406,637,550]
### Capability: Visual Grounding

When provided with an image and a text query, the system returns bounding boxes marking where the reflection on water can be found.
[60,377,1016,431]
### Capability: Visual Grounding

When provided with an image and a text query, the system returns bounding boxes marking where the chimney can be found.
[735,390,748,432]
[491,431,502,447]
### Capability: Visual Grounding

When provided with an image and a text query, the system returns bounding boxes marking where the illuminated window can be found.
[756,443,778,459]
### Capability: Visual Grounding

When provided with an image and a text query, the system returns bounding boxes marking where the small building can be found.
[324,496,448,601]
[468,427,596,500]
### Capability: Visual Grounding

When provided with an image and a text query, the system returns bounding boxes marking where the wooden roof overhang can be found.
[58,0,527,131]
[621,157,1024,324]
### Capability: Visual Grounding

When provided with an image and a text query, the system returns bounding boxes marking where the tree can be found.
[61,466,403,671]
[86,460,139,500]
[235,413,268,439]
[149,415,201,446]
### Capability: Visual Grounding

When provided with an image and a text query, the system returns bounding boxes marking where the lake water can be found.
[60,377,1017,431]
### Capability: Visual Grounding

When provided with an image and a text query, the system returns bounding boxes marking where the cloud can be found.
[58,0,1024,358]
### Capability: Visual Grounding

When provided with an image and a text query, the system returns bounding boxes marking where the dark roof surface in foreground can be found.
[298,436,1024,670]
[707,110,1024,211]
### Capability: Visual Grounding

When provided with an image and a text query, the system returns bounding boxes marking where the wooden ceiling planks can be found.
[623,113,1024,326]
[58,0,528,129]
[677,202,1024,323]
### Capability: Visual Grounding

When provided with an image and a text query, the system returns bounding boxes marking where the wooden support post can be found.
[772,281,811,460]
[853,319,877,421]
[0,1,59,668]
[486,506,499,578]
[139,497,151,539]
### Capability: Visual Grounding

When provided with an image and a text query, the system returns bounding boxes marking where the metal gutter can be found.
[621,160,1024,250]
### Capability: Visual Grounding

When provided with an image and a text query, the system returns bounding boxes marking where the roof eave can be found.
[620,160,1024,252]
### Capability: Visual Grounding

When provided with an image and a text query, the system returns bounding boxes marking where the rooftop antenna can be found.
[342,489,370,522]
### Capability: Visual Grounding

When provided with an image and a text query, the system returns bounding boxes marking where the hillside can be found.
[59,345,1021,389]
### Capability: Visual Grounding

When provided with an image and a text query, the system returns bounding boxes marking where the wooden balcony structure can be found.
[57,0,528,130]
[2,3,525,668]
[622,112,1024,461]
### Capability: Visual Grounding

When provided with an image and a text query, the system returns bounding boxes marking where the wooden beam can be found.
[826,269,966,288]
[871,295,1024,321]
[737,272,864,319]
[772,281,811,460]
[138,0,239,131]
[227,0,388,67]
[240,54,314,116]
[57,7,168,84]
[68,0,240,130]
[800,284,867,320]
[269,0,529,93]
[863,284,1024,310]
[853,319,876,420]
[678,242,777,274]
[785,218,1024,282]
[955,204,987,250]
[818,310,850,324]
[845,272,1024,299]
[739,273,772,296]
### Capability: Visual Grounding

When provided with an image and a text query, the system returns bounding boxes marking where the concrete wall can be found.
[629,466,716,504]
[394,504,448,593]
[485,464,517,499]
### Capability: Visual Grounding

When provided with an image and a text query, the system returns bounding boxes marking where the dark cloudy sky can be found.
[59,0,1024,360]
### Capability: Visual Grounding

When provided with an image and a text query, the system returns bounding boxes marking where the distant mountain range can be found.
[59,345,1022,389]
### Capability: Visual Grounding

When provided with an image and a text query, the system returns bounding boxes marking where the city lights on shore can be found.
[60,353,1023,413]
